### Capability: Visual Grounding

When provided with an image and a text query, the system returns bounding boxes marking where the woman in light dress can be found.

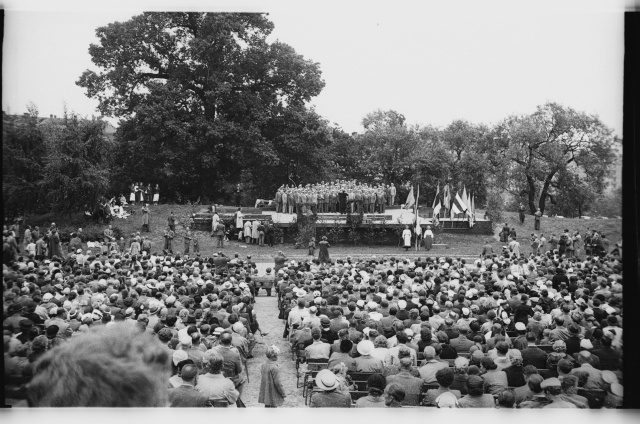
[402,225,412,251]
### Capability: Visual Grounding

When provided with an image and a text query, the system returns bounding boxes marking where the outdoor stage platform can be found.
[194,205,492,234]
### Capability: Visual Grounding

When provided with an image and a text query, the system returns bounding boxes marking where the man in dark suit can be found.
[168,364,212,407]
[449,325,474,353]
[520,333,548,370]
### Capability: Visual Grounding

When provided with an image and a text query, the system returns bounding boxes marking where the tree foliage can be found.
[40,111,114,213]
[77,12,328,203]
[491,102,616,214]
[2,105,47,218]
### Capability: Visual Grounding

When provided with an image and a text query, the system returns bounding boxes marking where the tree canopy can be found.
[491,102,617,214]
[77,12,329,203]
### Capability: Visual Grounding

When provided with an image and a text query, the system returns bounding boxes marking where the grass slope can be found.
[23,206,622,261]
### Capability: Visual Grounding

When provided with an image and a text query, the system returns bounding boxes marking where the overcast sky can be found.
[2,0,630,136]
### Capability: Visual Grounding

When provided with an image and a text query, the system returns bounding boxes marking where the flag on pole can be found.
[462,186,469,209]
[453,191,468,213]
[433,201,441,216]
[415,185,420,251]
[432,183,440,208]
[443,183,451,211]
[404,186,415,210]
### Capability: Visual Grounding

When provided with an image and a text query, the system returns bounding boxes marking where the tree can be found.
[77,12,325,203]
[2,104,47,218]
[355,109,423,186]
[39,111,114,213]
[492,102,617,214]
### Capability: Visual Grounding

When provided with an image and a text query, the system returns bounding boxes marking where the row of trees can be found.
[3,12,620,219]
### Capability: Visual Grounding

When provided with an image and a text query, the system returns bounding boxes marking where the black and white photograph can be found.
[2,0,636,418]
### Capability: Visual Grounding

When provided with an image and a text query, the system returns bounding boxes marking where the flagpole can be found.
[415,184,419,251]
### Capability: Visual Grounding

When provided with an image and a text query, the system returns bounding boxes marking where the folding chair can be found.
[298,358,329,388]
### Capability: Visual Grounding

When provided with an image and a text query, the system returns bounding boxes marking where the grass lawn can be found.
[22,205,622,262]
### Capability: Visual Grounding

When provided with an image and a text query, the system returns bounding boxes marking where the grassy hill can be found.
[22,205,622,261]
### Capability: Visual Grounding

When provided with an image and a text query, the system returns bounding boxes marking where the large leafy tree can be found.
[2,104,47,218]
[40,112,114,213]
[77,12,326,203]
[492,102,616,214]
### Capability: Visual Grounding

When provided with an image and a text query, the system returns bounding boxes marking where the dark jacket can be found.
[521,346,548,370]
[168,385,212,407]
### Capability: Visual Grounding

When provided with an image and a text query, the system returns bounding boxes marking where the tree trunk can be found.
[527,175,537,213]
[538,171,557,215]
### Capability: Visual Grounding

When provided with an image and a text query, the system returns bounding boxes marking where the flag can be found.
[443,183,451,211]
[432,183,440,208]
[454,191,468,212]
[462,186,469,209]
[404,186,415,210]
[433,201,441,216]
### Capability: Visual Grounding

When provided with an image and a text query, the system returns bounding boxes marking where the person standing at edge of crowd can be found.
[153,184,160,205]
[519,202,526,224]
[184,228,192,255]
[258,345,287,408]
[168,212,176,232]
[534,208,542,231]
[234,208,244,240]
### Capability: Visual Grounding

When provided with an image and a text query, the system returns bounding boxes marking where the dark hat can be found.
[320,316,331,326]
[46,325,59,339]
[8,303,24,314]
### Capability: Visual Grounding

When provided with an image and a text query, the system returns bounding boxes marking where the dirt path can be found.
[241,294,305,407]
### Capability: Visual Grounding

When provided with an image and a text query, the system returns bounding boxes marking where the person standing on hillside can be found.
[216,221,226,248]
[141,204,150,232]
[168,212,176,232]
[519,203,526,225]
[235,184,242,207]
[534,208,542,231]
[211,211,220,238]
[164,226,174,253]
[184,229,192,255]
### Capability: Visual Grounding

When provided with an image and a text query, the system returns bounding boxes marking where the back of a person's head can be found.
[496,341,509,355]
[386,383,405,403]
[481,356,497,371]
[466,375,484,396]
[367,374,386,396]
[399,357,413,370]
[180,364,198,383]
[219,332,232,346]
[557,359,573,374]
[311,327,322,340]
[528,374,544,393]
[396,331,408,344]
[435,367,455,388]
[561,375,578,392]
[497,389,515,408]
[28,323,170,406]
[204,349,224,373]
[373,335,387,349]
[340,339,353,353]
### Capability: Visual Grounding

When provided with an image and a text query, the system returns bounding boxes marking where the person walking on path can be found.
[258,345,287,408]
[318,236,331,264]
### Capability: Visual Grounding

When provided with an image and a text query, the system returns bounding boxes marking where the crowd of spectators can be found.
[3,219,624,409]
[280,244,623,408]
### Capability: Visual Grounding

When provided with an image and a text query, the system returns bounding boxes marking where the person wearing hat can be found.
[355,340,384,373]
[4,303,25,333]
[309,369,352,408]
[537,377,577,408]
[458,375,496,408]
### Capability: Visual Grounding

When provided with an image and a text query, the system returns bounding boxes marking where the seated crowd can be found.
[2,226,624,409]
[280,246,623,408]
[3,246,270,407]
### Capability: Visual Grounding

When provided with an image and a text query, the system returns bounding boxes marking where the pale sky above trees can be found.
[2,0,627,136]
